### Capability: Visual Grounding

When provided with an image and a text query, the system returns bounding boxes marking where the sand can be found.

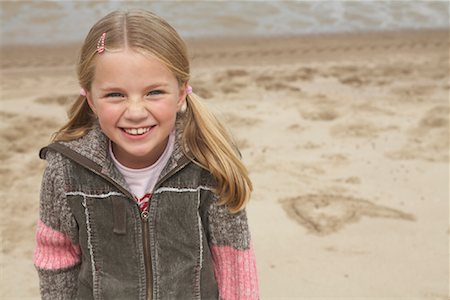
[1,29,448,299]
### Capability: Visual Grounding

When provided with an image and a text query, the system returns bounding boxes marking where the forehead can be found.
[92,49,176,85]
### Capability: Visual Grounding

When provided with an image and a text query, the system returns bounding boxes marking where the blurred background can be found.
[1,1,449,46]
[1,1,449,299]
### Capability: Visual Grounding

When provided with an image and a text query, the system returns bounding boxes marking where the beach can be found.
[0,29,449,299]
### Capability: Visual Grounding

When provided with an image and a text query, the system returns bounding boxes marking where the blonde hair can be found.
[53,10,252,212]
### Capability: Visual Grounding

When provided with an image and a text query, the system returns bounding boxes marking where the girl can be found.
[34,10,258,300]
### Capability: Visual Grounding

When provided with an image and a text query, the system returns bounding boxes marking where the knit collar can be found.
[58,115,189,193]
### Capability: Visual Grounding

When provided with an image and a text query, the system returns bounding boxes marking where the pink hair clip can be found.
[96,32,106,54]
[80,88,87,97]
[186,85,193,95]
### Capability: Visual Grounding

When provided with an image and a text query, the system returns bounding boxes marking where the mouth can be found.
[121,126,154,136]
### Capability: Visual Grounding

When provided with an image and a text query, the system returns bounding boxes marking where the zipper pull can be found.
[141,210,149,221]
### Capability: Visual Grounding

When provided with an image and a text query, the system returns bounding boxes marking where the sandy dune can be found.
[0,29,448,299]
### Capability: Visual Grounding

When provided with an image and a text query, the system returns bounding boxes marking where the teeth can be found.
[124,127,151,135]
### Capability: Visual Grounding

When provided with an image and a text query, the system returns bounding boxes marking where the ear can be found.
[177,83,188,112]
[85,92,98,115]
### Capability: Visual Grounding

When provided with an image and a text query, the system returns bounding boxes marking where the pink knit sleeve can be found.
[34,220,81,270]
[207,202,259,300]
[211,244,259,300]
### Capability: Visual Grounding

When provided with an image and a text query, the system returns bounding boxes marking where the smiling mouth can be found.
[122,127,154,136]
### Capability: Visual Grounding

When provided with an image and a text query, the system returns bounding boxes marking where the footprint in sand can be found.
[280,194,415,235]
[220,82,247,94]
[295,141,322,150]
[214,69,249,83]
[321,153,349,166]
[254,75,301,93]
[300,107,340,121]
[325,65,369,87]
[211,69,252,95]
[351,102,395,116]
[34,94,78,108]
[389,84,435,102]
[386,105,449,162]
[418,105,449,129]
[287,123,306,132]
[330,122,380,139]
[0,111,17,123]
[221,112,262,128]
[271,67,317,82]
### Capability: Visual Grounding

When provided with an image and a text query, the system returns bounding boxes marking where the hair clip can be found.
[186,85,193,95]
[96,32,106,54]
[80,88,87,97]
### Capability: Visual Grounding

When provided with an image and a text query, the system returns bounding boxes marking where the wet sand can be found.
[0,29,448,299]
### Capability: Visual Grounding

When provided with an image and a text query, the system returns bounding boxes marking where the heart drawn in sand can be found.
[280,194,415,235]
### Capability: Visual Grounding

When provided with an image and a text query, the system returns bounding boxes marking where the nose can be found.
[123,97,148,121]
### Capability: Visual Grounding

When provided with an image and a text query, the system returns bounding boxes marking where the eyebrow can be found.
[99,83,170,92]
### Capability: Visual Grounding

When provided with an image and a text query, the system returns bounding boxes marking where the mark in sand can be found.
[280,194,415,235]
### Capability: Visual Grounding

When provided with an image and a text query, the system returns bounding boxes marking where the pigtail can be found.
[182,93,253,213]
[52,96,96,142]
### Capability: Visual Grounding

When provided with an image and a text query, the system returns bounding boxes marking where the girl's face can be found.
[87,49,186,169]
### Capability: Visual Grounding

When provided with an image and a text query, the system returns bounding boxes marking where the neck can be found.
[111,138,169,169]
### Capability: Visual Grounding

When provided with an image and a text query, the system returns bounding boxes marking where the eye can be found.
[106,92,124,98]
[147,90,163,96]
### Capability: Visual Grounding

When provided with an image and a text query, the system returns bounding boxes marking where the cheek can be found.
[152,101,179,119]
[96,104,123,123]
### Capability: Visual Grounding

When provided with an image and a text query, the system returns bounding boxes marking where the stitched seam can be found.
[81,195,100,299]
[194,190,203,299]
[66,191,123,198]
[197,192,203,273]
[153,186,213,194]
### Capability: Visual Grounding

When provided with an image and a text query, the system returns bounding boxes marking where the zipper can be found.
[141,210,152,300]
